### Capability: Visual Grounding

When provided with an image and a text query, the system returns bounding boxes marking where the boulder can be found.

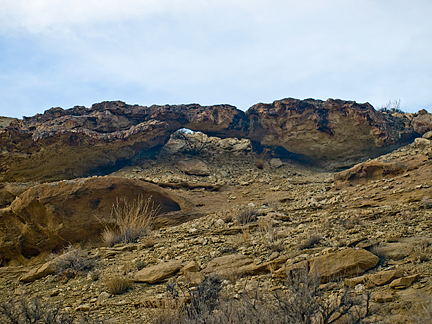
[334,154,428,184]
[389,274,419,289]
[373,291,393,303]
[369,269,404,286]
[201,254,263,278]
[274,260,309,279]
[0,176,195,263]
[177,160,210,176]
[19,261,55,282]
[308,248,379,283]
[134,260,183,284]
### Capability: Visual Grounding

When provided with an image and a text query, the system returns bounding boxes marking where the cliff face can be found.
[0,98,428,182]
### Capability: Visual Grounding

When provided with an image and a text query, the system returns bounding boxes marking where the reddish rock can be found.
[0,98,422,182]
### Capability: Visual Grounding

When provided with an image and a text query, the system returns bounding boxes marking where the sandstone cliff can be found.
[0,98,429,182]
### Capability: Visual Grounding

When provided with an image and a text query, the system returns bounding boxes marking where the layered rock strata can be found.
[0,98,428,182]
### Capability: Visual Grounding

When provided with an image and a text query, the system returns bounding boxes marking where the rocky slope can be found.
[2,98,430,182]
[1,129,432,323]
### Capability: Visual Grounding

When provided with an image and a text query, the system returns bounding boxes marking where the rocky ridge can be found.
[1,98,430,182]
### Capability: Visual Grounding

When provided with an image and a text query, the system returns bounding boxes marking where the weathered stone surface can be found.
[334,154,428,184]
[412,110,432,134]
[134,260,183,284]
[274,260,309,279]
[1,98,425,182]
[245,98,417,169]
[309,248,379,283]
[201,254,263,278]
[0,176,195,262]
[19,261,55,282]
[177,160,210,176]
[180,261,200,274]
[269,158,283,168]
[373,291,393,303]
[370,269,404,286]
[344,275,367,287]
[389,274,419,289]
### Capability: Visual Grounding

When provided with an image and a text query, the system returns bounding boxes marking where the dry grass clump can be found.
[298,234,322,251]
[51,245,96,279]
[236,208,258,225]
[101,195,161,247]
[258,216,284,252]
[105,276,133,295]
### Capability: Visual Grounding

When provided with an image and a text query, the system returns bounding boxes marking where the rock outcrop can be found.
[0,98,428,182]
[0,176,195,264]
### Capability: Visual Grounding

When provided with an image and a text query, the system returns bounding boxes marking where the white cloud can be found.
[1,0,432,117]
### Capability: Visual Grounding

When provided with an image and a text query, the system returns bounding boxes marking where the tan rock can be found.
[344,275,367,288]
[373,291,393,303]
[389,274,419,289]
[19,262,55,282]
[1,176,195,261]
[309,248,379,283]
[134,260,183,284]
[180,261,200,274]
[201,254,263,278]
[369,269,404,286]
[177,160,210,176]
[274,260,309,279]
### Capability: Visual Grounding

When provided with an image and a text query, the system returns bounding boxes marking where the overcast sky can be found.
[1,0,431,118]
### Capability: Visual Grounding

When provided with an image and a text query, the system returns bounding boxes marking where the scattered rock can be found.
[309,248,379,283]
[369,269,404,286]
[19,262,55,282]
[389,274,420,289]
[373,291,393,303]
[134,260,183,284]
[269,158,283,168]
[177,160,210,176]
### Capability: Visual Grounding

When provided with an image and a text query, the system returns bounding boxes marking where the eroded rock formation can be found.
[0,98,429,182]
[0,176,196,264]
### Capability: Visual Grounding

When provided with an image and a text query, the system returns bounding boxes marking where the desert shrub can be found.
[236,208,258,225]
[105,276,132,295]
[51,245,96,278]
[298,234,322,251]
[155,275,223,323]
[153,272,372,324]
[378,99,404,114]
[134,259,147,270]
[0,294,93,324]
[368,243,387,267]
[410,239,431,264]
[256,159,265,169]
[423,199,432,209]
[101,195,160,247]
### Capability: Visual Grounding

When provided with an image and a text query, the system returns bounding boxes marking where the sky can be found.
[1,0,432,118]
